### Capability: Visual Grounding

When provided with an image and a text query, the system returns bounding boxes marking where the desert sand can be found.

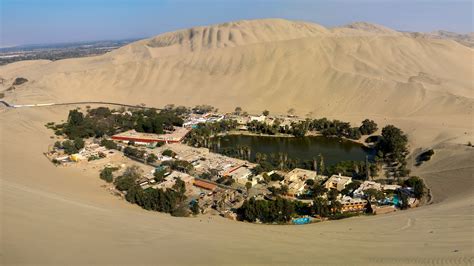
[1,19,473,265]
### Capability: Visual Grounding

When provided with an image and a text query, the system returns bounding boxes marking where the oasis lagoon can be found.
[214,135,374,166]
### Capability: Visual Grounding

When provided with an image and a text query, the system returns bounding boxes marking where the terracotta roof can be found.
[193,179,217,191]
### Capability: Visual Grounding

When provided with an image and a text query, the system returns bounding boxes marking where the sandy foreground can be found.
[0,19,473,265]
[1,105,473,265]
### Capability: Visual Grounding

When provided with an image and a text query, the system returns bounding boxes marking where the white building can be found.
[229,166,253,185]
[324,174,352,191]
[250,115,266,123]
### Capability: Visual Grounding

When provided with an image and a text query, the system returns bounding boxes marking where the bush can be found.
[115,166,142,191]
[100,167,115,183]
[417,149,434,163]
[123,146,145,158]
[162,149,176,157]
[100,139,118,150]
[153,169,167,182]
[147,153,158,164]
[62,140,78,155]
[73,138,85,150]
[12,77,28,86]
[270,173,284,181]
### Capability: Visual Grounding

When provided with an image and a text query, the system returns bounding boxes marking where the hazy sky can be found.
[1,0,472,46]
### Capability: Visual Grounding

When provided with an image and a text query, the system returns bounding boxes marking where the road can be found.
[0,100,161,110]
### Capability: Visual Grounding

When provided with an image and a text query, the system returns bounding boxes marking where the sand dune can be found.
[0,19,473,264]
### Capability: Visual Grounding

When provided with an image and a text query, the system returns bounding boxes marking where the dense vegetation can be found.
[238,197,297,223]
[49,106,184,140]
[375,125,410,177]
[100,167,118,183]
[54,138,85,155]
[185,120,238,147]
[112,166,189,216]
[246,118,378,140]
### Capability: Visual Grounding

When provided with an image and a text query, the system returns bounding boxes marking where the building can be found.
[284,168,319,183]
[382,184,401,191]
[112,127,190,144]
[154,171,194,190]
[352,181,382,198]
[324,174,352,191]
[250,115,266,123]
[227,166,253,185]
[339,196,368,213]
[280,169,321,197]
[193,179,217,191]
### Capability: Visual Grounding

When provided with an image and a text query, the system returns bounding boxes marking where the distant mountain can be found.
[404,30,474,47]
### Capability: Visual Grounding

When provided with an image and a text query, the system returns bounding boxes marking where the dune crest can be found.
[0,18,472,143]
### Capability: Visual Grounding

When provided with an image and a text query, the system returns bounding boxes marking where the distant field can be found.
[0,38,142,65]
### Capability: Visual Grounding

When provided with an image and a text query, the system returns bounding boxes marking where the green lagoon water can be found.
[215,135,374,166]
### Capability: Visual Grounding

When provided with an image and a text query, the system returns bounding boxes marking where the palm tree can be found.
[318,154,325,175]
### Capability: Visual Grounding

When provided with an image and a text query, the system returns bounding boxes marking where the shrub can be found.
[147,153,158,164]
[100,139,118,150]
[12,77,28,86]
[100,167,115,183]
[404,176,424,199]
[115,166,142,192]
[73,138,85,150]
[359,119,378,135]
[62,140,78,155]
[153,169,167,182]
[162,149,176,157]
[418,149,434,162]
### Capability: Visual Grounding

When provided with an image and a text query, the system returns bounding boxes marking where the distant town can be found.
[44,103,429,224]
[0,39,140,65]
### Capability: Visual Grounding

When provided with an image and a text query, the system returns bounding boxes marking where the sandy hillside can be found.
[0,19,473,264]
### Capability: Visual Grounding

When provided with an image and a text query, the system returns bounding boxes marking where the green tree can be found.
[313,197,330,217]
[115,166,142,191]
[67,109,84,126]
[147,153,158,164]
[100,139,118,150]
[153,169,167,182]
[404,176,424,199]
[62,140,78,155]
[341,181,362,196]
[364,188,384,202]
[327,189,339,202]
[379,125,408,160]
[245,182,252,192]
[318,154,325,175]
[162,149,176,157]
[73,137,85,150]
[262,110,270,116]
[359,119,378,135]
[311,183,328,198]
[234,106,242,115]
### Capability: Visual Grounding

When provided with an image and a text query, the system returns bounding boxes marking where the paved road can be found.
[0,100,161,110]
